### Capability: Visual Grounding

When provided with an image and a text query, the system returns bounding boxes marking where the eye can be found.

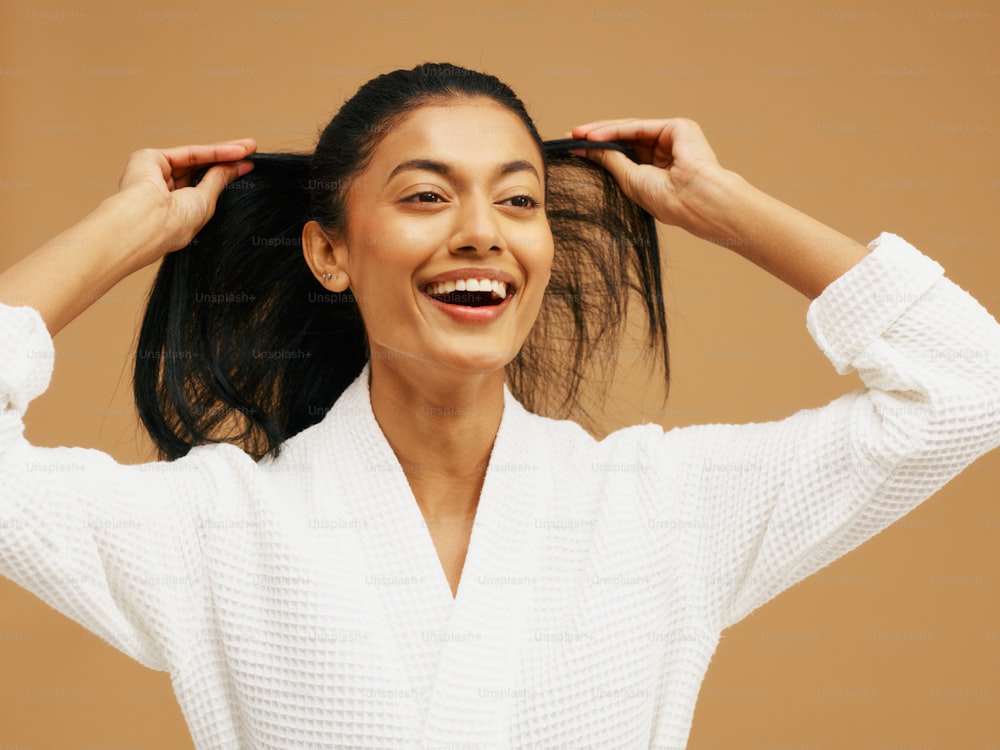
[502,195,540,209]
[403,191,445,203]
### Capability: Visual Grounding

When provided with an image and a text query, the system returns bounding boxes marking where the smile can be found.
[423,278,510,307]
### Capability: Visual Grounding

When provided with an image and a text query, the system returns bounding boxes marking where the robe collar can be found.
[319,363,549,745]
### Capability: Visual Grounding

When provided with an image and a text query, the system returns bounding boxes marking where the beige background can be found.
[2,0,999,746]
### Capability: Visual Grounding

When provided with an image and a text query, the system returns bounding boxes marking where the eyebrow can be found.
[387,158,540,182]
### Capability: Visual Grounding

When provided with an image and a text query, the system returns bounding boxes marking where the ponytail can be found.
[134,153,367,460]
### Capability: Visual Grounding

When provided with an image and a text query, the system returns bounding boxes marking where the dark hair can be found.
[134,62,668,460]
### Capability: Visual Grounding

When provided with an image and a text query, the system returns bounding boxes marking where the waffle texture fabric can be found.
[2,232,999,749]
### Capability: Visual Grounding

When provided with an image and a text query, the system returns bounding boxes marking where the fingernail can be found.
[237,161,254,177]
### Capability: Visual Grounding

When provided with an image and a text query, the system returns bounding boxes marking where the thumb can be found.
[583,147,647,207]
[195,160,253,205]
[187,160,254,224]
[167,161,253,248]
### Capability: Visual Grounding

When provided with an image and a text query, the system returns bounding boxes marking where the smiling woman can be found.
[1,61,999,750]
[134,65,666,463]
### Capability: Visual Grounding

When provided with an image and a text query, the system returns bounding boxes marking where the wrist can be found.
[675,167,871,298]
[673,166,757,247]
[93,190,171,276]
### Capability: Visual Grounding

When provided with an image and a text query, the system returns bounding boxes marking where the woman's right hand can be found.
[113,139,257,268]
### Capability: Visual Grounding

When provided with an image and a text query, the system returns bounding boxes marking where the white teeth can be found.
[425,278,510,299]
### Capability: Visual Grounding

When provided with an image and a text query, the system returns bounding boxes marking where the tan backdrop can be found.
[2,0,998,746]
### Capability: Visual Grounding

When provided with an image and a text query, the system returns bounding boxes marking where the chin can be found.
[369,332,524,379]
[410,338,518,376]
[435,350,514,376]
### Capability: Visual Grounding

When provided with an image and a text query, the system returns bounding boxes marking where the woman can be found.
[1,62,998,749]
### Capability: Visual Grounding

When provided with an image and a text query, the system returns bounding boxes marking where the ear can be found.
[302,220,351,292]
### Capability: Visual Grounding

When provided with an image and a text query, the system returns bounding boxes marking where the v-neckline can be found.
[320,364,548,744]
[400,477,471,604]
[357,366,505,605]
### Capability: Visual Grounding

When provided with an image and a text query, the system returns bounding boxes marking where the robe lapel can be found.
[420,388,546,747]
[323,367,455,718]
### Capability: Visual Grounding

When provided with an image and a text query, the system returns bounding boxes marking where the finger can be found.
[582,149,675,223]
[174,158,256,191]
[166,140,257,189]
[602,119,719,169]
[118,140,257,192]
[160,139,257,172]
[578,119,679,145]
[191,160,254,207]
[570,119,640,139]
[165,160,253,243]
[581,147,639,195]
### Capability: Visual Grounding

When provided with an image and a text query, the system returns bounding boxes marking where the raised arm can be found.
[0,140,257,668]
[575,118,1000,629]
[0,139,255,334]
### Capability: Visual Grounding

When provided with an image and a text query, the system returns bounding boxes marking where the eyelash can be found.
[403,192,540,209]
[506,195,540,209]
[405,192,445,204]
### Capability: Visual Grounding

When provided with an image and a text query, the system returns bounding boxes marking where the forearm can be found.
[0,194,161,336]
[681,168,871,300]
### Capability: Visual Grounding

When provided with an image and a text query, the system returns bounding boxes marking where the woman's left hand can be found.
[569,118,727,237]
[572,117,872,299]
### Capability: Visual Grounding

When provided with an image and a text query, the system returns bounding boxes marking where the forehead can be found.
[370,98,543,175]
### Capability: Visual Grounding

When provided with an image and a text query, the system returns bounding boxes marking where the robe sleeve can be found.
[651,232,1000,631]
[0,303,216,670]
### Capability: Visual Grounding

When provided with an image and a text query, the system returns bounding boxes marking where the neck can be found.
[368,356,506,522]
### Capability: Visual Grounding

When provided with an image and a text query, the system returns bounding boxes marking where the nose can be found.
[448,195,504,254]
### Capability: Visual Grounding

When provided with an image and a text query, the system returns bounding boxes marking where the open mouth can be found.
[424,278,512,307]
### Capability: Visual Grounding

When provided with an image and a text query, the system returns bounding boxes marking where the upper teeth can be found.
[426,278,508,299]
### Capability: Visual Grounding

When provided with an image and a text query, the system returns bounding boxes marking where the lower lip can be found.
[421,290,514,323]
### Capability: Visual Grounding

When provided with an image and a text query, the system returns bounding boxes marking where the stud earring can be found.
[321,272,332,280]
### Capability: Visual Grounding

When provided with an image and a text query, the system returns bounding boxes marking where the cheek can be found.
[516,238,553,332]
[530,231,555,292]
[344,236,426,334]
[541,241,554,283]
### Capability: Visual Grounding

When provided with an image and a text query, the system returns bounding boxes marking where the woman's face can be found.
[333,97,553,379]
